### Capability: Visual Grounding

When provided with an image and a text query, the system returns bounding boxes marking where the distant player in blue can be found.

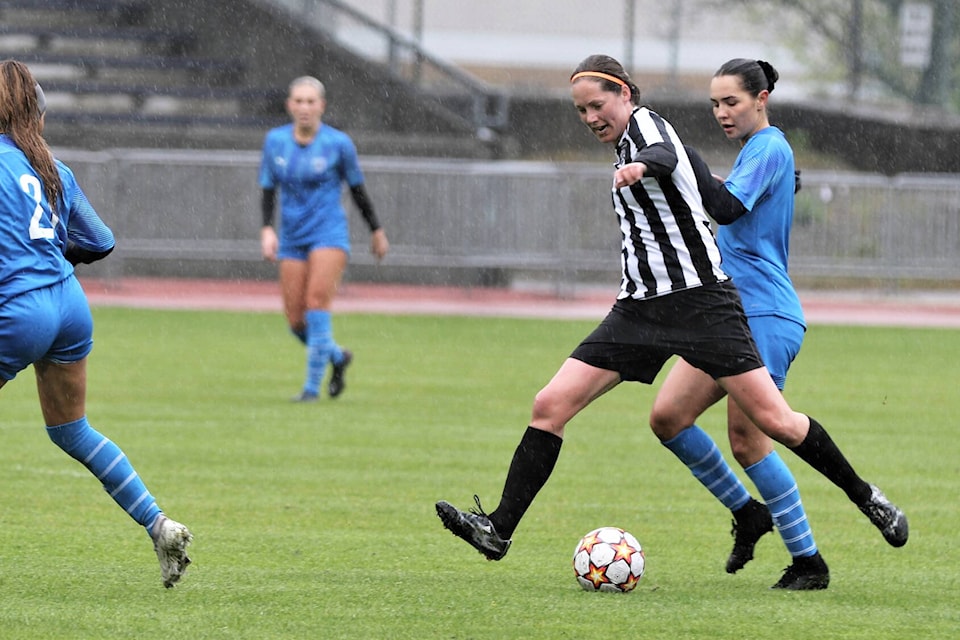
[0,60,192,588]
[259,76,389,402]
[651,59,906,589]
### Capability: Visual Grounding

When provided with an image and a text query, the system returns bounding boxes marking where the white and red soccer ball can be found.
[573,526,645,592]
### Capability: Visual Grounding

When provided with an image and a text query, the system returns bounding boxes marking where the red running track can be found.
[78,277,960,329]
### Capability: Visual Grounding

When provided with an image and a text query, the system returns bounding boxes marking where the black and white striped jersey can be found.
[611,107,727,300]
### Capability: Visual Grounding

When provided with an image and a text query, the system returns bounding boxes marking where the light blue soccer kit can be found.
[663,127,818,560]
[259,122,364,257]
[259,123,365,396]
[0,134,163,534]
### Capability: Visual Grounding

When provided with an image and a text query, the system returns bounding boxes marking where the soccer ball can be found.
[573,526,645,592]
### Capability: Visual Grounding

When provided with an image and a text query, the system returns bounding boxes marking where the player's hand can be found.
[370,228,389,263]
[614,162,646,189]
[260,226,278,262]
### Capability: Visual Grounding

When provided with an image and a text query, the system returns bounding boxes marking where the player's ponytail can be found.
[0,60,62,215]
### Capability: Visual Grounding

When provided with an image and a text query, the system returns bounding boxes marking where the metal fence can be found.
[57,148,960,289]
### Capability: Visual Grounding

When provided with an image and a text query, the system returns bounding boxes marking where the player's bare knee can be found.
[648,397,690,441]
[530,388,572,433]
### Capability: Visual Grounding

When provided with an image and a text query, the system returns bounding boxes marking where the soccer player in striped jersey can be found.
[436,54,906,591]
[259,76,389,402]
[0,60,191,588]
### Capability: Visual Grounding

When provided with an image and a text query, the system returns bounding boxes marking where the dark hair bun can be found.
[756,60,779,92]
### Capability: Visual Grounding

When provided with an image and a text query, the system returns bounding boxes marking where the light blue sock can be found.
[662,425,751,511]
[745,451,818,558]
[47,417,162,535]
[304,309,341,394]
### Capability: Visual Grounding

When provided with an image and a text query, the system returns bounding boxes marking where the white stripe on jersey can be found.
[612,107,726,299]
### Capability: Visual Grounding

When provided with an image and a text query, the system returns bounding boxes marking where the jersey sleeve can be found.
[724,136,787,212]
[338,134,365,187]
[66,185,115,253]
[258,132,277,189]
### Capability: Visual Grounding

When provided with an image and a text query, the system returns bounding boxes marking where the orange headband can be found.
[570,71,627,87]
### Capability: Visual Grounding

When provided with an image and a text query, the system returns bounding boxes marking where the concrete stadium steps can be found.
[2,0,263,136]
[17,52,244,87]
[1,0,499,157]
[38,81,283,118]
[0,25,196,58]
[0,0,149,29]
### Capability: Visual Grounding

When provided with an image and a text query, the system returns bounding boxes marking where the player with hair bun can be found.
[0,59,192,588]
[653,57,835,589]
[436,54,907,591]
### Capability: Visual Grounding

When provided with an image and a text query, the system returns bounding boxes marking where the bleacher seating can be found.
[0,0,289,149]
[0,0,500,156]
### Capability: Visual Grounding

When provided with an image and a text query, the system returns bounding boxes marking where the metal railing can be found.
[251,0,509,133]
[56,148,960,288]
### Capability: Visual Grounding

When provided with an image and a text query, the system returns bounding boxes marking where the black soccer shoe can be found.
[771,552,830,590]
[726,498,774,574]
[328,350,353,399]
[436,495,511,561]
[858,484,909,547]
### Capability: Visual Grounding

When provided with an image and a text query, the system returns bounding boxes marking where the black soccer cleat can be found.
[328,350,353,399]
[726,498,774,574]
[771,551,830,590]
[435,495,511,561]
[858,484,909,547]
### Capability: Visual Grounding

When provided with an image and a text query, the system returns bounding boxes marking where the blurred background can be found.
[6,0,959,291]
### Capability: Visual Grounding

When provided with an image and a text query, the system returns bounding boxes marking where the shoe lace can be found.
[469,494,491,518]
[860,491,891,525]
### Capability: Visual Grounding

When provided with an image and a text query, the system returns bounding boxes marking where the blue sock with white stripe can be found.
[46,417,162,534]
[662,425,751,511]
[745,451,818,558]
[304,309,341,395]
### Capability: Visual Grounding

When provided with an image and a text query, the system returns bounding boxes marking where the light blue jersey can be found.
[719,126,805,329]
[258,123,365,254]
[0,134,114,306]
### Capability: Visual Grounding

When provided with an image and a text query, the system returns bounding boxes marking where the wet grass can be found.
[0,308,956,639]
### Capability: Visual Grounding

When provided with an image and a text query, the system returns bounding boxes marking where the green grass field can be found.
[1,307,957,639]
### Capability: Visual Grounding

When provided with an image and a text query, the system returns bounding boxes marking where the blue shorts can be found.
[748,314,805,390]
[0,276,94,381]
[278,240,351,261]
[278,225,351,261]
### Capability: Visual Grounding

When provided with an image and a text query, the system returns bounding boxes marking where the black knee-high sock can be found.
[790,416,872,505]
[489,426,563,539]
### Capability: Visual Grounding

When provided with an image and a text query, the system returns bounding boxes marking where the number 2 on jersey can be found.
[22,173,59,240]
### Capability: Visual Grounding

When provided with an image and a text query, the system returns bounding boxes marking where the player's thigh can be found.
[279,258,310,327]
[718,367,805,445]
[649,358,726,438]
[531,358,620,432]
[305,247,348,309]
[34,358,87,426]
[726,397,774,466]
